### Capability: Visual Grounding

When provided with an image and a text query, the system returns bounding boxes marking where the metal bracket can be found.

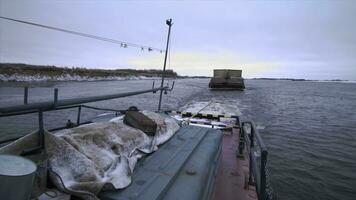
[167,81,175,91]
[163,81,175,95]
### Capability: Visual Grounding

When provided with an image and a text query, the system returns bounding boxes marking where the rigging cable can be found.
[0,16,164,52]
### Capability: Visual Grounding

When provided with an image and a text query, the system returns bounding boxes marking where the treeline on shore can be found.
[0,63,178,81]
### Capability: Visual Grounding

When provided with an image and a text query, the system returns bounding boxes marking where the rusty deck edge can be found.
[212,128,258,200]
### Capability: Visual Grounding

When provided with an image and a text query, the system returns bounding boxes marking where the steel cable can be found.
[0,16,164,52]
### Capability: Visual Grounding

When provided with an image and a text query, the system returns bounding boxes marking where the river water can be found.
[0,79,355,200]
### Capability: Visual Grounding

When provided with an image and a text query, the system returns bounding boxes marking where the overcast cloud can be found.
[1,0,355,79]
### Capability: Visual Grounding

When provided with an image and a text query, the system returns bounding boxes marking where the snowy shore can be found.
[0,63,178,82]
[0,74,158,82]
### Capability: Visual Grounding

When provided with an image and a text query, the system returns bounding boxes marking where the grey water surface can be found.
[0,79,355,200]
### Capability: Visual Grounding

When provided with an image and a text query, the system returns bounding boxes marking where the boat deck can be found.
[99,125,222,200]
[212,128,257,200]
[99,125,257,200]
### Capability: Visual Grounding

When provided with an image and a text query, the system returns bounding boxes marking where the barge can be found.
[209,69,245,90]
[0,86,273,200]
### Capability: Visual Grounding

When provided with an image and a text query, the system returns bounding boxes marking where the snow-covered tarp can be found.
[46,111,179,200]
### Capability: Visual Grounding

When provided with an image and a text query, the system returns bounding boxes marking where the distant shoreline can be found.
[0,63,352,82]
[0,63,179,82]
[249,78,354,82]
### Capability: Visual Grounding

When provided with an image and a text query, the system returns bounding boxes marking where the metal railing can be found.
[241,121,274,200]
[0,83,174,154]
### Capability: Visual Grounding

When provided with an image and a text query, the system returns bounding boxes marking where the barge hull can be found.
[100,125,257,200]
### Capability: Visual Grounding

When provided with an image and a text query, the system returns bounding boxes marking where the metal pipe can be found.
[249,150,254,185]
[169,81,175,91]
[242,120,271,200]
[2,120,94,145]
[251,153,261,195]
[0,86,167,115]
[244,121,267,151]
[158,19,173,112]
[234,117,245,157]
[246,121,255,186]
[24,87,28,105]
[238,127,245,155]
[255,128,267,152]
[250,125,255,148]
[81,105,125,113]
[0,104,125,118]
[0,105,81,117]
[243,129,254,185]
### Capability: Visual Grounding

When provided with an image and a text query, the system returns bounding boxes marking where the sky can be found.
[0,0,356,80]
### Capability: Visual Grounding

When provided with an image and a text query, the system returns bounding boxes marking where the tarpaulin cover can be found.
[46,111,179,200]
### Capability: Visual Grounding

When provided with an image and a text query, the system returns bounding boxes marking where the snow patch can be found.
[180,100,242,116]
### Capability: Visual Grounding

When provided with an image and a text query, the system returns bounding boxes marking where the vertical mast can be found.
[158,19,173,111]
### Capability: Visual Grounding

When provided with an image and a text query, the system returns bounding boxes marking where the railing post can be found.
[152,81,156,93]
[54,88,58,107]
[38,110,44,149]
[77,105,82,125]
[248,122,255,185]
[250,122,255,148]
[261,150,268,200]
[238,119,245,157]
[24,87,28,105]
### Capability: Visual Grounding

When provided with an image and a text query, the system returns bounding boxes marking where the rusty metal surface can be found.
[212,129,258,200]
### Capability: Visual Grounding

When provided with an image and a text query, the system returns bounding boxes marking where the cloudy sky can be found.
[1,0,356,79]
